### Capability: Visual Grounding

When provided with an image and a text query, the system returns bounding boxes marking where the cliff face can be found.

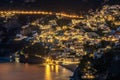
[0,17,20,56]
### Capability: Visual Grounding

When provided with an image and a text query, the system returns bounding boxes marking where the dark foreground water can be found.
[0,63,72,80]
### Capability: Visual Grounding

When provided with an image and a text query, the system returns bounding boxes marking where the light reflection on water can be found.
[45,65,52,80]
[45,64,71,80]
[0,63,72,80]
[48,65,59,73]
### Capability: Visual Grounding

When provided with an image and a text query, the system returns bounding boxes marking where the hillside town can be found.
[0,3,120,80]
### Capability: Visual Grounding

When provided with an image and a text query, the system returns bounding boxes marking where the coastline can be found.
[60,64,78,72]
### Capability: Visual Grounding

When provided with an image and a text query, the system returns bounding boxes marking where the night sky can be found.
[0,0,119,13]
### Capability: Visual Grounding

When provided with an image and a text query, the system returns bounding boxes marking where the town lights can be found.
[29,11,33,14]
[0,11,84,19]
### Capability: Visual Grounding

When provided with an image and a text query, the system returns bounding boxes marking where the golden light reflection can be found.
[50,65,59,73]
[45,65,52,80]
[51,65,54,71]
[46,64,59,76]
[55,65,59,73]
